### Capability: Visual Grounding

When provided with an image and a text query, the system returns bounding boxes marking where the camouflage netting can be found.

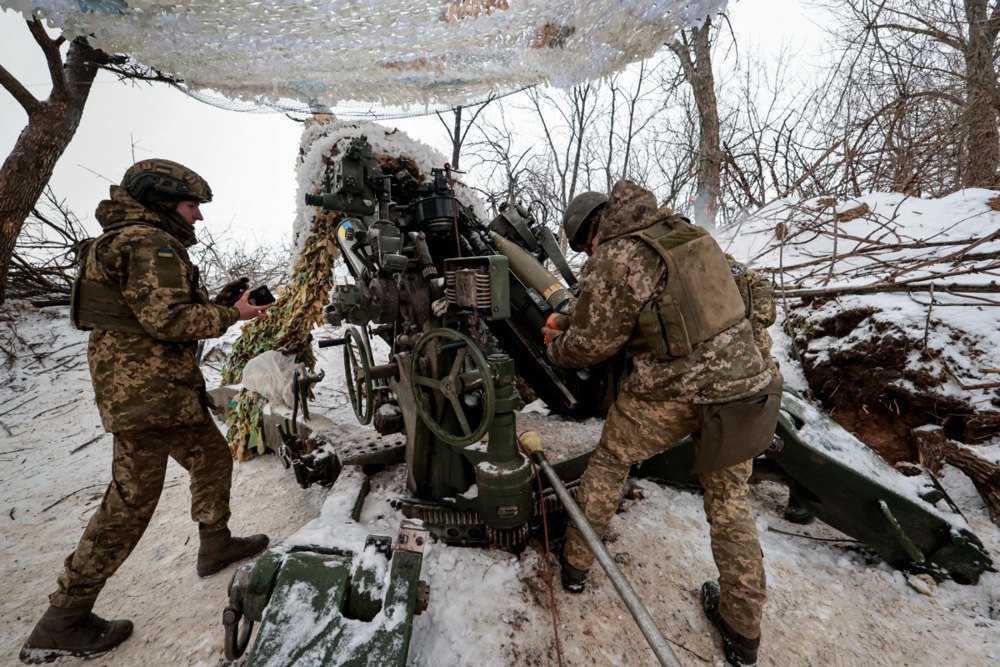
[222,117,443,460]
[220,207,343,461]
[4,0,726,111]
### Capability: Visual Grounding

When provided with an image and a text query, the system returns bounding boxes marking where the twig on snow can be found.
[0,395,37,418]
[34,400,76,419]
[71,434,105,454]
[42,484,105,513]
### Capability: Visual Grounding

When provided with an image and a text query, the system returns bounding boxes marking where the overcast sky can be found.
[0,1,822,246]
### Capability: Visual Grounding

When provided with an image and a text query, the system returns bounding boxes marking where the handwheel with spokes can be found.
[343,325,375,424]
[409,329,495,448]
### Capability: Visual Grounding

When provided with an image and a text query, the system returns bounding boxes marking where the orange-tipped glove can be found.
[542,312,570,346]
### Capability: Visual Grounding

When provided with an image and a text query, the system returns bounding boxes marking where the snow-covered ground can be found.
[1,305,997,666]
[719,189,1000,411]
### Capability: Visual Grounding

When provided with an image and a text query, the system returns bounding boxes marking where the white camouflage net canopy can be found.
[4,0,726,113]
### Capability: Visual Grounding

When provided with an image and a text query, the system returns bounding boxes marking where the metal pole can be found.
[535,454,683,667]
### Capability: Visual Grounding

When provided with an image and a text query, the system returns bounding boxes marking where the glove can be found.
[214,276,250,307]
[541,312,569,346]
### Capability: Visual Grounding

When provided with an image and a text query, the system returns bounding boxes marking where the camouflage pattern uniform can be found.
[548,180,776,640]
[727,255,778,360]
[51,185,239,609]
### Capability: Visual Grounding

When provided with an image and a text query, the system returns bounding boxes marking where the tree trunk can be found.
[915,426,999,525]
[963,0,1000,188]
[691,21,721,228]
[671,20,721,229]
[0,38,105,306]
[451,105,462,171]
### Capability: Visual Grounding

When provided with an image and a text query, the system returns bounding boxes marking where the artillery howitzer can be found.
[217,135,992,664]
[294,135,619,549]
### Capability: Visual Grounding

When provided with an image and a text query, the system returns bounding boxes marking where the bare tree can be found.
[669,17,723,228]
[435,95,495,171]
[462,106,536,214]
[9,188,288,306]
[816,0,1000,194]
[527,84,598,214]
[0,16,175,306]
[189,225,290,294]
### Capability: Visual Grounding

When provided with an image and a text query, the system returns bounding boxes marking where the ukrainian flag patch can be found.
[153,163,174,175]
[156,248,175,258]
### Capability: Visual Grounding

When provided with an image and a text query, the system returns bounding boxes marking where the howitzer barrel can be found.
[519,432,682,667]
[489,232,572,312]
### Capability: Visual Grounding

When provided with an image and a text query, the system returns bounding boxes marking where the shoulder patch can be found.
[153,247,184,289]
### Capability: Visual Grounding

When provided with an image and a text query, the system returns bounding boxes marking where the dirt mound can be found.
[787,296,999,463]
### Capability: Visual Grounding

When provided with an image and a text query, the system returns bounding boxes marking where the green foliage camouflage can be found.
[222,209,344,461]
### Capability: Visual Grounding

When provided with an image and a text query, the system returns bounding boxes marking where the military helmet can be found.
[563,191,608,252]
[122,159,213,204]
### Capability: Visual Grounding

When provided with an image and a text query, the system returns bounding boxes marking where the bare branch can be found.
[868,22,965,50]
[0,63,41,114]
[26,17,67,93]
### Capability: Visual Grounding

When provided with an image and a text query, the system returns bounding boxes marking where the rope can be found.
[518,435,564,667]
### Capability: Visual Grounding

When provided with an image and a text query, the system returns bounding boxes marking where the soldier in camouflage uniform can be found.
[20,160,271,664]
[546,180,782,667]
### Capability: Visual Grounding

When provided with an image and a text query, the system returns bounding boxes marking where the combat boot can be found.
[197,527,269,577]
[558,550,588,594]
[19,605,133,664]
[701,581,760,666]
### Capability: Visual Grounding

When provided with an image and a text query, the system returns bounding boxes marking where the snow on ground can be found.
[0,307,327,666]
[1,305,998,666]
[718,189,1000,410]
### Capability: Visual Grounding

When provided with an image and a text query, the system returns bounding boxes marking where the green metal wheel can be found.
[343,326,375,424]
[410,329,495,448]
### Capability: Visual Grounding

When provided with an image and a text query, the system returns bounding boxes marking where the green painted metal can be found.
[879,500,925,564]
[473,355,534,529]
[304,136,383,217]
[443,255,511,321]
[232,523,430,666]
[410,329,496,449]
[770,390,991,582]
[248,551,353,666]
[242,548,285,623]
[490,231,572,311]
[638,389,994,583]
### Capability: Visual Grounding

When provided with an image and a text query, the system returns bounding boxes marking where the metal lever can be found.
[519,432,682,667]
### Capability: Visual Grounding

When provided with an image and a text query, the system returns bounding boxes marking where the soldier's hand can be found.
[235,290,272,321]
[214,276,250,306]
[542,312,569,345]
[542,326,562,346]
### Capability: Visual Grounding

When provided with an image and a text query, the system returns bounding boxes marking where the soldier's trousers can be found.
[50,418,233,609]
[563,391,766,639]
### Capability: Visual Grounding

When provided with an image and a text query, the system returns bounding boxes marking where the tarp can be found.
[3,0,727,108]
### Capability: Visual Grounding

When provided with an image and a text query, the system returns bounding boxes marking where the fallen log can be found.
[914,426,999,525]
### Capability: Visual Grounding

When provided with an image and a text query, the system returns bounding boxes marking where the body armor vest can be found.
[70,231,147,334]
[70,224,200,334]
[627,216,748,359]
